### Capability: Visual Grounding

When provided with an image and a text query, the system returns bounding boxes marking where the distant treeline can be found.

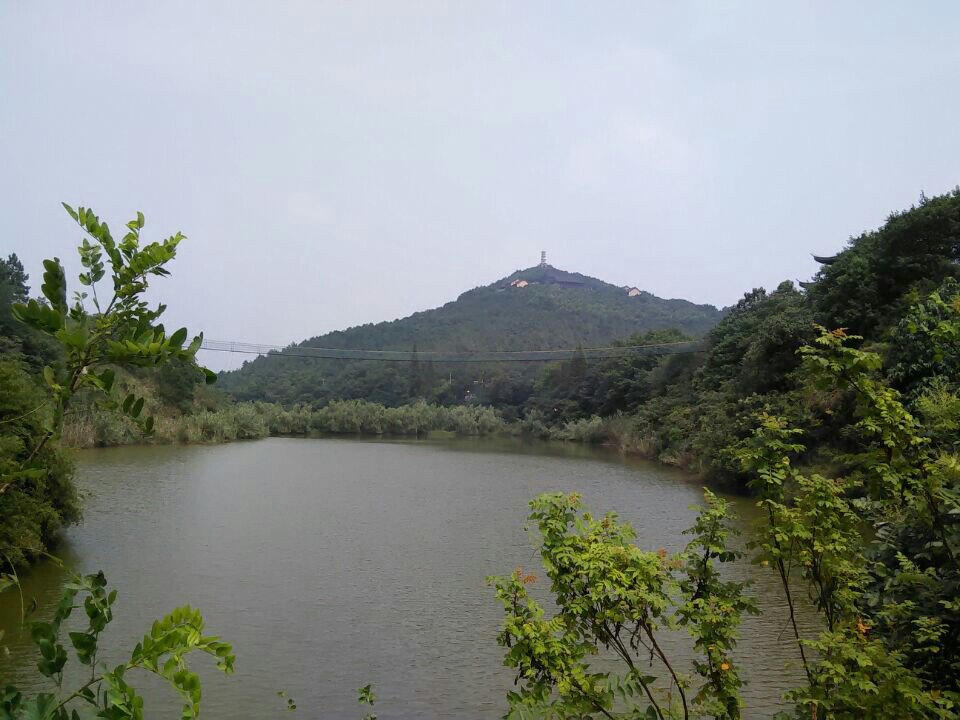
[57,390,653,449]
[60,399,509,447]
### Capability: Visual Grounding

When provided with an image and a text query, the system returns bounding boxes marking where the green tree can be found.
[0,361,79,568]
[887,277,960,397]
[730,327,960,717]
[0,253,59,368]
[807,188,960,335]
[155,357,206,413]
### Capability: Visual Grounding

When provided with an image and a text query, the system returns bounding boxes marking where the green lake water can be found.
[0,437,818,718]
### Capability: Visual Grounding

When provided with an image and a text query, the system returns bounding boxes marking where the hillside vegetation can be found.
[524,189,960,486]
[217,265,723,406]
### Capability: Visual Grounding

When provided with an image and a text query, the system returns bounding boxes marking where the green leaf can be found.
[99,369,116,393]
[68,631,98,664]
[169,327,188,348]
[40,258,67,313]
[186,333,203,355]
[20,693,58,720]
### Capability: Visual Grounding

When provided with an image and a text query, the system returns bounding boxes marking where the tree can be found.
[697,281,813,396]
[495,327,960,719]
[807,188,960,335]
[0,253,59,368]
[887,277,960,397]
[155,357,206,413]
[0,360,79,568]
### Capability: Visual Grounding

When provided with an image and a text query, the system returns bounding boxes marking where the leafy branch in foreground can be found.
[1,205,234,719]
[730,326,959,719]
[0,571,234,720]
[3,203,214,499]
[489,490,752,720]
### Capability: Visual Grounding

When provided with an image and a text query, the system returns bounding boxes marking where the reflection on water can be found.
[0,437,818,718]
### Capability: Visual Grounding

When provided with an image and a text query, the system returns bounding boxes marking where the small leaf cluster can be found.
[357,684,376,720]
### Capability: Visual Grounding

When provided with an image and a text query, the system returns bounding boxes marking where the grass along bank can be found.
[62,399,512,447]
[61,395,666,455]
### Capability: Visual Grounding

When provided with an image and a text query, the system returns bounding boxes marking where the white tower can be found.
[540,251,547,267]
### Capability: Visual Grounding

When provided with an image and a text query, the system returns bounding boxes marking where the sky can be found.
[2,2,959,371]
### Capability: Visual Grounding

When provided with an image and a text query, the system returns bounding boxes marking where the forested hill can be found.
[217,265,724,405]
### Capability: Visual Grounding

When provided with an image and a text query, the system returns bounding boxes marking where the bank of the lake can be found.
[62,399,686,473]
[1,437,816,718]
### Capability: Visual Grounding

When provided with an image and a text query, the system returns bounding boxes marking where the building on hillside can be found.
[511,279,529,288]
[625,287,642,297]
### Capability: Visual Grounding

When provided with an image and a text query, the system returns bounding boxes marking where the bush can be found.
[0,360,80,567]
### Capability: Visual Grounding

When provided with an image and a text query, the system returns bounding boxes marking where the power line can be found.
[199,338,706,363]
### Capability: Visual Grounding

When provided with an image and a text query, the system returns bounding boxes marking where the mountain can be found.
[217,264,724,406]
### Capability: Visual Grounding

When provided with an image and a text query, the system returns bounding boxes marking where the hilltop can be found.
[217,264,724,405]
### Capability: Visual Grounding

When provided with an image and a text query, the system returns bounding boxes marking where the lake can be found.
[0,437,818,718]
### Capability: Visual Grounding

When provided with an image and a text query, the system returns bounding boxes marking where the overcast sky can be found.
[2,2,959,370]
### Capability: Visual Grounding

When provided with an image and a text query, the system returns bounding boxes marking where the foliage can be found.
[676,492,756,719]
[807,188,960,336]
[0,254,60,369]
[2,205,234,718]
[155,359,208,414]
[7,205,213,466]
[0,361,79,567]
[217,267,723,407]
[729,327,960,717]
[0,571,234,720]
[1,205,215,565]
[489,490,752,720]
[54,395,515,450]
[696,282,813,397]
[357,684,376,720]
[887,277,960,397]
[495,324,960,718]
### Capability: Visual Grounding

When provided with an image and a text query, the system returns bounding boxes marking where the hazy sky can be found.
[2,2,959,370]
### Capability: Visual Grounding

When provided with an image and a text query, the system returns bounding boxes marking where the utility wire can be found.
[199,338,706,363]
